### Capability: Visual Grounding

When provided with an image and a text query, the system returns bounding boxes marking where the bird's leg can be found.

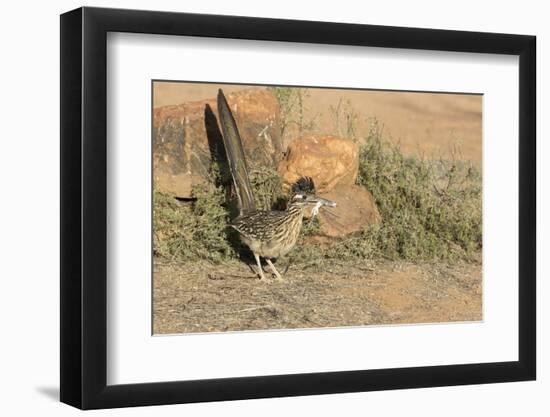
[266,259,284,281]
[253,253,267,281]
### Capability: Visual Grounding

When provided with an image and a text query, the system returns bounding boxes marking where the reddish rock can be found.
[314,184,381,238]
[153,88,282,197]
[278,135,359,193]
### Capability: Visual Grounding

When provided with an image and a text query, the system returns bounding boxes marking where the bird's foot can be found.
[266,259,285,283]
[257,273,282,283]
[256,269,269,282]
[272,275,286,283]
[270,270,285,282]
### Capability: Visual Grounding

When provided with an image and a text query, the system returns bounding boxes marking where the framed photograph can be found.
[60,6,536,410]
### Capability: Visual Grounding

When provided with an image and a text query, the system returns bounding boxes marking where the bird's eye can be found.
[302,195,307,200]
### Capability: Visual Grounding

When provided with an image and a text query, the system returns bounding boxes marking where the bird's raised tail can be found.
[217,89,256,214]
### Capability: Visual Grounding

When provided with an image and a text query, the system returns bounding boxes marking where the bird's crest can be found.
[291,176,316,194]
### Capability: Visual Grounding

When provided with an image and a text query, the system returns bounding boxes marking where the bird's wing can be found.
[217,89,256,214]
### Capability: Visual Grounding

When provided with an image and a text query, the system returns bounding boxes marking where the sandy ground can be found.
[153,258,482,334]
[153,82,482,164]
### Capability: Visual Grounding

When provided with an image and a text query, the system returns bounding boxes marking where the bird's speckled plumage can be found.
[230,202,305,259]
[217,89,335,280]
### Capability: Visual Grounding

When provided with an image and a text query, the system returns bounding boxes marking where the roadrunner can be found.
[217,89,336,281]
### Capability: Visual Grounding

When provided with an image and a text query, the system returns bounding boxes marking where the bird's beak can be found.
[307,196,336,218]
[317,197,337,207]
[307,196,337,208]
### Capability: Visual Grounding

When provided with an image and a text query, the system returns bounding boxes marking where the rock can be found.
[153,88,282,197]
[278,135,379,238]
[314,184,381,238]
[278,135,359,193]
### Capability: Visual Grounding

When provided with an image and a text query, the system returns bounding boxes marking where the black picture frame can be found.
[60,6,536,410]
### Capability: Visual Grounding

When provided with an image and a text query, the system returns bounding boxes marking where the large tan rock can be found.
[153,88,282,197]
[315,184,381,238]
[278,135,359,193]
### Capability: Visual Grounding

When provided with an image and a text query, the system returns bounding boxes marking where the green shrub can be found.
[356,120,482,261]
[250,166,285,211]
[329,98,359,141]
[268,87,317,140]
[153,177,235,263]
